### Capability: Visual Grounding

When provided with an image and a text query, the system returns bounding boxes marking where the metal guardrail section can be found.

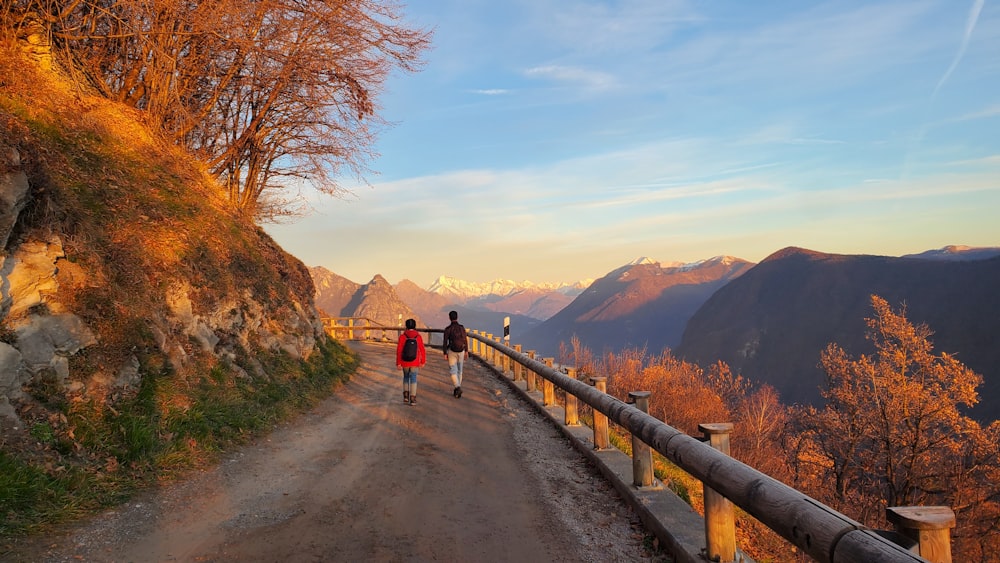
[466,332,930,563]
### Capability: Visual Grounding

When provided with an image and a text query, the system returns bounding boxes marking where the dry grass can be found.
[1,37,353,548]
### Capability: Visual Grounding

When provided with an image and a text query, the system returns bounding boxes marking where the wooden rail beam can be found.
[467,333,930,563]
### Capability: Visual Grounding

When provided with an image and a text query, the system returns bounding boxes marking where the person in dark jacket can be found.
[396,318,426,405]
[442,310,468,398]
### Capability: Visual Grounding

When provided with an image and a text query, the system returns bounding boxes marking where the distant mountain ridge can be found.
[675,246,1000,422]
[309,245,1000,422]
[521,256,755,358]
[310,266,360,317]
[902,245,1000,261]
[427,275,591,301]
[309,267,420,328]
[308,269,563,337]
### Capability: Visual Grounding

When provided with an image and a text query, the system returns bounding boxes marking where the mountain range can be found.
[675,246,1000,422]
[310,245,1000,421]
[309,267,577,333]
[520,256,754,358]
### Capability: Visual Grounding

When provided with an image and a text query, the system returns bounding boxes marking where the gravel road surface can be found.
[5,341,663,562]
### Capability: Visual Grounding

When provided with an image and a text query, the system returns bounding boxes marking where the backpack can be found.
[447,324,467,352]
[401,335,418,362]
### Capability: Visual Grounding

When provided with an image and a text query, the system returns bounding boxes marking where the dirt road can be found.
[6,341,659,562]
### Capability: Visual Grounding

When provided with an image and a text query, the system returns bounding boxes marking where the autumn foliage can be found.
[1,0,430,221]
[793,296,1000,560]
[563,296,1000,561]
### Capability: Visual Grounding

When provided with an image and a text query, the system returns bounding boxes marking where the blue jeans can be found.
[402,366,419,385]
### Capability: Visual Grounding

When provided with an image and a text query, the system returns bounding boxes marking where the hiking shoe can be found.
[409,395,416,405]
[456,386,463,399]
[403,390,410,403]
[453,387,460,398]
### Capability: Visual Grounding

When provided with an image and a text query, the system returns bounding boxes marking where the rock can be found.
[0,396,20,423]
[0,342,25,397]
[0,148,30,250]
[14,313,97,382]
[190,320,220,352]
[114,355,141,388]
[1,236,64,318]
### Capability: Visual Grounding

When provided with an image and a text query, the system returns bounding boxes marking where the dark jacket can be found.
[443,321,467,353]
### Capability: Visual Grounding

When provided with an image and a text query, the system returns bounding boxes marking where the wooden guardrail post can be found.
[542,358,555,406]
[564,368,579,425]
[590,377,610,450]
[493,336,504,373]
[525,351,537,392]
[628,391,654,488]
[467,357,927,561]
[513,345,523,381]
[469,330,477,355]
[699,423,737,563]
[886,506,955,563]
[347,318,354,340]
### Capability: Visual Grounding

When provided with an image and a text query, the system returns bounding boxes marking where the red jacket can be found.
[396,329,426,367]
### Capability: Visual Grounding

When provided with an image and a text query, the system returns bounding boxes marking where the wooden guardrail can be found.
[323,319,954,562]
[321,317,444,347]
[462,330,954,563]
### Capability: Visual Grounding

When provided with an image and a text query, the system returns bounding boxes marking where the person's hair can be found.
[449,310,458,321]
[405,318,416,329]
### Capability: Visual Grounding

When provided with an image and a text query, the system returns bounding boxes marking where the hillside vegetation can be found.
[564,295,1000,561]
[0,38,357,546]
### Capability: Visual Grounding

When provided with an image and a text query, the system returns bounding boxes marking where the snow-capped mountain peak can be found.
[675,255,741,272]
[427,275,591,300]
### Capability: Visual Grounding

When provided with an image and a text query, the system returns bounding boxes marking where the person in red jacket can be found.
[396,318,426,405]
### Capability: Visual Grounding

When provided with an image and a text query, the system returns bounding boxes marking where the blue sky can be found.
[266,0,1000,289]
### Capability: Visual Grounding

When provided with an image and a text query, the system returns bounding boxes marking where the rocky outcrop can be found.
[0,146,323,422]
[1,236,64,318]
[0,149,96,409]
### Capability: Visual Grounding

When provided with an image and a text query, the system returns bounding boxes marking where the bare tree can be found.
[4,0,430,220]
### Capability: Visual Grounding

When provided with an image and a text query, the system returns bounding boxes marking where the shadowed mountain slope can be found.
[340,274,419,328]
[394,278,451,326]
[675,247,1000,422]
[522,257,754,358]
[309,266,361,317]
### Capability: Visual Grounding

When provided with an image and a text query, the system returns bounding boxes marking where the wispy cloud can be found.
[469,88,509,95]
[524,65,618,91]
[948,154,1000,166]
[268,1,1000,286]
[933,0,985,98]
[953,104,1000,122]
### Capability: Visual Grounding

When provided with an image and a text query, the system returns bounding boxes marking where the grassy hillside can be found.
[0,40,358,546]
